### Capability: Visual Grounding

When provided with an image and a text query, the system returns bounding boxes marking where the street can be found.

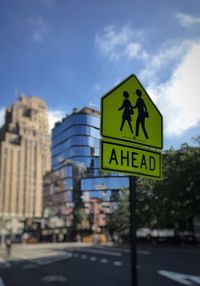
[0,243,200,286]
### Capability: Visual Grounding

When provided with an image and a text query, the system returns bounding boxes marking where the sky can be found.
[0,0,200,150]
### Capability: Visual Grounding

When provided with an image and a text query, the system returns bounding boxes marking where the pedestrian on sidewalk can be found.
[5,237,12,258]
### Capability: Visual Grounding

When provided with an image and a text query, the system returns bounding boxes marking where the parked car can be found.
[151,229,175,243]
[136,228,151,240]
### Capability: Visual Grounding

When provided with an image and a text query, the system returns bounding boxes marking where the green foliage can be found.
[73,207,90,231]
[107,190,130,241]
[137,142,200,230]
[107,138,200,236]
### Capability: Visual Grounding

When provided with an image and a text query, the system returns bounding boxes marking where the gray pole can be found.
[129,176,137,286]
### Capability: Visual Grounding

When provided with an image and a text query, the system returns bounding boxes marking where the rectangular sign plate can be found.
[100,140,162,179]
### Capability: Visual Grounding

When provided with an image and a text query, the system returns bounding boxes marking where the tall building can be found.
[43,106,128,241]
[0,94,51,229]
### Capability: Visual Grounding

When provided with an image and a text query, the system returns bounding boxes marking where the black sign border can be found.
[100,74,163,150]
[100,139,162,179]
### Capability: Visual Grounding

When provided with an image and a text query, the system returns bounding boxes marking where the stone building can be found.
[0,94,51,235]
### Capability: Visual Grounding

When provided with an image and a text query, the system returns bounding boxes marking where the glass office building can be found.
[43,106,129,241]
[52,106,100,172]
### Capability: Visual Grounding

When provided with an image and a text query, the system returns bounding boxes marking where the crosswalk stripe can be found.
[113,261,122,266]
[0,278,5,286]
[100,258,108,263]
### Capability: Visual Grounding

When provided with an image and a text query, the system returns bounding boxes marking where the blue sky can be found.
[0,0,200,149]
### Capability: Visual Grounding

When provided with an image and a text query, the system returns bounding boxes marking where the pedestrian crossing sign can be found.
[100,74,163,149]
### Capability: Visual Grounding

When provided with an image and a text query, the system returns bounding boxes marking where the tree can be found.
[107,189,130,242]
[106,138,200,239]
[136,142,200,231]
[74,207,90,231]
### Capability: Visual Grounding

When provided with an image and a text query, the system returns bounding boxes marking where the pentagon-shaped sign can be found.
[101,74,163,149]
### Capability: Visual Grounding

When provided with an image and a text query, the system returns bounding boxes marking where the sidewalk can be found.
[0,241,114,260]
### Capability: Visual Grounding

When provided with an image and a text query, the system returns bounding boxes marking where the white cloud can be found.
[48,109,66,131]
[126,43,140,59]
[95,25,131,58]
[29,17,50,43]
[126,43,149,60]
[0,107,5,128]
[147,41,200,137]
[95,24,200,139]
[95,25,148,61]
[93,83,101,92]
[176,12,200,28]
[139,40,191,84]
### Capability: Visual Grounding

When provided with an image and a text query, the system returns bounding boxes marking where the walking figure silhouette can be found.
[133,89,149,139]
[118,91,133,133]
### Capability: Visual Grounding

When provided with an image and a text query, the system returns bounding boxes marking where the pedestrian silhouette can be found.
[5,237,12,258]
[118,91,133,133]
[133,89,149,139]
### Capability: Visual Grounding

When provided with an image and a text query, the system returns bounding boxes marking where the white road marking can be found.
[22,263,38,269]
[137,250,151,255]
[100,258,108,263]
[14,250,72,265]
[77,248,122,257]
[81,255,87,259]
[94,246,150,255]
[113,261,122,266]
[95,246,131,253]
[0,278,5,286]
[158,270,200,285]
[35,254,72,265]
[42,275,67,283]
[90,256,97,261]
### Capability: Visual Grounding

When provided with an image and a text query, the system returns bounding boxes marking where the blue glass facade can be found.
[43,106,129,240]
[52,111,100,171]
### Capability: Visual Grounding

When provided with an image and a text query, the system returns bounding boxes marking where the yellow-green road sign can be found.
[101,74,163,149]
[101,140,162,179]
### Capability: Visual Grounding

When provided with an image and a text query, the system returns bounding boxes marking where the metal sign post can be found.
[129,176,137,286]
[100,74,163,286]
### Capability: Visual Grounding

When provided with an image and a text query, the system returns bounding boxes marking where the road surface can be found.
[0,243,199,286]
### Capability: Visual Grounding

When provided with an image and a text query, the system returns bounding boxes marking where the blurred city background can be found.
[0,1,200,286]
[0,95,199,286]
